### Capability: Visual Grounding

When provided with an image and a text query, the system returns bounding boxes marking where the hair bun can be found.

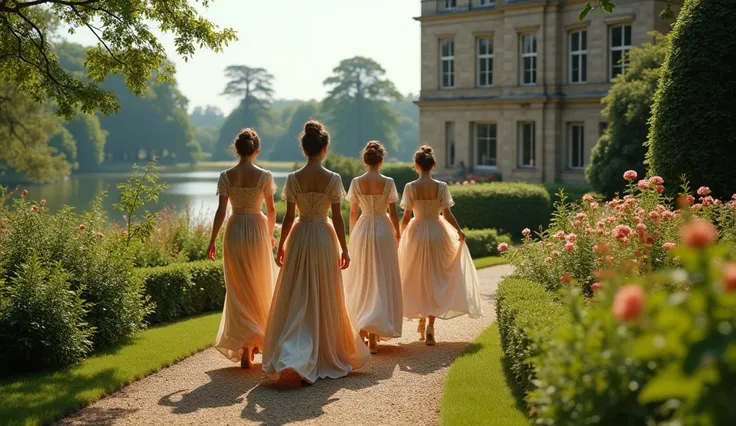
[361,140,386,166]
[421,145,433,155]
[233,128,261,157]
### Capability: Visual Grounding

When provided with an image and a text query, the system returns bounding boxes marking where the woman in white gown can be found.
[208,128,277,368]
[343,141,403,354]
[398,145,482,346]
[262,120,370,384]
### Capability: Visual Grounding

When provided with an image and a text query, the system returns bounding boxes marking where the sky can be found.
[65,0,422,115]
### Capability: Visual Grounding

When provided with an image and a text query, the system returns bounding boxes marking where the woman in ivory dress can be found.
[398,145,482,346]
[208,128,277,368]
[343,141,403,354]
[262,121,370,384]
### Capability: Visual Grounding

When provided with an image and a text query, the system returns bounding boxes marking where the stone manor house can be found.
[415,0,680,184]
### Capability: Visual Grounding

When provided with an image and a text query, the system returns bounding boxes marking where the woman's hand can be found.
[271,235,276,249]
[276,247,285,267]
[340,251,351,270]
[207,242,217,261]
[457,230,466,242]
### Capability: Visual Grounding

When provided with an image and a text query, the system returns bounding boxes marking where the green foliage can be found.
[138,260,225,324]
[450,182,552,237]
[580,0,675,20]
[464,229,512,258]
[587,33,668,198]
[0,255,93,372]
[0,0,236,119]
[382,163,417,193]
[495,277,567,395]
[647,0,736,200]
[270,101,322,162]
[113,160,169,247]
[322,57,402,156]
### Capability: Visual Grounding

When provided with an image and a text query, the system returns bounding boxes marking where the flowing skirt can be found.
[398,217,482,320]
[262,218,370,383]
[215,213,276,361]
[343,214,403,339]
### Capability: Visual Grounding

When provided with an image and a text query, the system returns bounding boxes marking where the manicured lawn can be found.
[0,312,222,426]
[440,324,528,426]
[473,256,508,269]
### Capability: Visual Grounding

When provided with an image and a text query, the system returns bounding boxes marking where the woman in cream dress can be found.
[398,145,482,346]
[208,128,277,368]
[343,141,403,354]
[262,121,370,384]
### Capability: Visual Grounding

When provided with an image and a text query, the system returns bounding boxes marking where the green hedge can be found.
[495,277,567,394]
[464,229,511,258]
[138,260,225,324]
[451,183,551,238]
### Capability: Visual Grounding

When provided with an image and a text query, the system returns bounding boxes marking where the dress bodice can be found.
[400,181,454,220]
[216,170,277,214]
[346,178,400,216]
[282,172,346,220]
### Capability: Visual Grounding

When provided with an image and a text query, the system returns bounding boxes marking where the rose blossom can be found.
[545,257,552,264]
[656,185,665,193]
[650,176,664,185]
[636,223,647,233]
[40,199,46,206]
[78,224,85,231]
[522,228,531,237]
[583,194,594,202]
[623,170,638,181]
[590,202,599,210]
[692,204,702,211]
[723,263,736,292]
[552,250,560,257]
[649,211,660,219]
[663,242,676,251]
[572,220,581,228]
[613,285,645,322]
[21,189,28,196]
[31,206,38,212]
[637,179,650,190]
[591,283,602,292]
[663,210,674,219]
[680,219,717,248]
[564,242,575,252]
[561,273,572,284]
[576,213,586,220]
[554,231,565,240]
[613,224,632,239]
[566,233,577,242]
[497,242,509,252]
[697,186,711,196]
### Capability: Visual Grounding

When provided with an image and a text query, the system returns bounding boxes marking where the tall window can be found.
[440,0,456,11]
[569,124,585,170]
[520,34,537,85]
[474,123,497,167]
[445,122,456,167]
[440,39,455,89]
[569,30,587,84]
[610,24,632,80]
[477,38,493,87]
[518,122,535,167]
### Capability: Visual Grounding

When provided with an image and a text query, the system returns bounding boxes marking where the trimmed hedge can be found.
[495,277,567,394]
[464,229,511,258]
[450,183,551,238]
[138,260,225,324]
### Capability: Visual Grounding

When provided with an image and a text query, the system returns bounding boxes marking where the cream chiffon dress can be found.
[214,170,277,361]
[262,172,370,383]
[398,181,482,320]
[343,178,403,339]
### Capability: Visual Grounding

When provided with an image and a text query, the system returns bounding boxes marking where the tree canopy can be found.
[0,0,236,119]
[580,1,674,20]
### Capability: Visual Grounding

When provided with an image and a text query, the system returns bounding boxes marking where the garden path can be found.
[57,265,514,426]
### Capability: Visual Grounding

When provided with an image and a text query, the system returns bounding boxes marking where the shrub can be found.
[0,256,93,372]
[450,182,551,237]
[543,183,600,205]
[495,277,567,395]
[647,0,736,200]
[382,163,416,191]
[139,260,225,324]
[464,229,511,258]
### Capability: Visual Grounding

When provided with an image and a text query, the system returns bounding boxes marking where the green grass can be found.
[0,312,222,426]
[440,324,528,426]
[473,256,508,269]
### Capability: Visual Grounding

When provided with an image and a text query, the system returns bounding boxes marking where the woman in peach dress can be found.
[262,121,370,384]
[208,128,277,368]
[343,141,403,354]
[398,145,482,346]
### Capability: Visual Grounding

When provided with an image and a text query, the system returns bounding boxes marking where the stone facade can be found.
[416,0,680,184]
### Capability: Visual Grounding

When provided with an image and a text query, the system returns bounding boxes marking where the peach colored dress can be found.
[398,181,482,320]
[262,172,370,383]
[214,170,277,362]
[343,178,403,339]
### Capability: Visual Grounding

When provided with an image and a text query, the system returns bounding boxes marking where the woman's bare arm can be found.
[264,191,277,243]
[208,195,228,259]
[349,202,360,234]
[276,202,296,266]
[400,207,412,234]
[442,207,466,241]
[389,203,401,238]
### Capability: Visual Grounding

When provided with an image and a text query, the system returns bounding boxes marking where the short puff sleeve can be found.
[281,173,297,203]
[346,178,359,204]
[262,170,277,196]
[216,172,228,196]
[440,182,455,209]
[387,178,400,204]
[330,174,347,204]
[400,183,413,210]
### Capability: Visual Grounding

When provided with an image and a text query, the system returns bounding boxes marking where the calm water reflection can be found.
[4,170,289,220]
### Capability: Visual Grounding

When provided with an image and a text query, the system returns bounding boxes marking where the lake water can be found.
[4,170,290,221]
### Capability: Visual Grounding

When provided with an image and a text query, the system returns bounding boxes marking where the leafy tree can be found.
[586,32,667,198]
[190,105,225,129]
[580,1,674,20]
[390,94,419,161]
[0,0,236,118]
[270,101,322,162]
[214,66,274,159]
[647,0,736,200]
[322,57,402,156]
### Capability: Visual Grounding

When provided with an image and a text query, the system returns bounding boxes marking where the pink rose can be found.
[31,206,38,212]
[576,213,586,220]
[564,241,575,252]
[522,228,531,237]
[663,242,676,251]
[623,170,638,181]
[582,194,594,202]
[545,257,552,264]
[554,230,565,240]
[497,242,509,252]
[561,273,572,284]
[697,186,711,196]
[591,282,602,292]
[566,233,577,242]
[78,224,85,231]
[21,189,28,196]
[680,219,717,249]
[590,202,599,210]
[40,199,46,206]
[613,285,645,322]
[552,250,561,257]
[656,185,665,193]
[650,176,664,185]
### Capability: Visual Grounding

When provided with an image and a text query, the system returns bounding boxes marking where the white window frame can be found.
[440,0,457,11]
[568,123,585,170]
[518,121,536,168]
[440,39,455,89]
[609,24,632,81]
[473,123,497,169]
[477,37,494,88]
[445,122,456,168]
[569,30,587,84]
[520,34,537,86]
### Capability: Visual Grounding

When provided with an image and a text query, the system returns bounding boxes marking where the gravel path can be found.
[57,265,513,426]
